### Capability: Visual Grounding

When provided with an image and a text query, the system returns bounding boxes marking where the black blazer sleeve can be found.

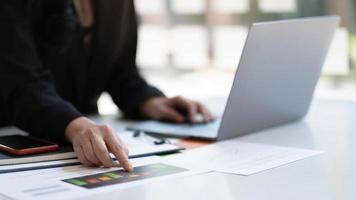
[0,0,82,142]
[106,1,164,118]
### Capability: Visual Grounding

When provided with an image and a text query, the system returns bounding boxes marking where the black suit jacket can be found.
[0,0,163,142]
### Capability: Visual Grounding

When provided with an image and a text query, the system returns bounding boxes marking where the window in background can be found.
[133,0,356,93]
[323,28,350,75]
[258,0,297,13]
[137,25,169,68]
[213,0,250,14]
[213,26,248,69]
[171,0,206,14]
[170,26,209,69]
[135,0,166,15]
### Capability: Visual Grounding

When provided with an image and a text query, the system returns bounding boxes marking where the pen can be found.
[132,131,170,145]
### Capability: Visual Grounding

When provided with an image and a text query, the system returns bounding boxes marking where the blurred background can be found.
[99,0,356,114]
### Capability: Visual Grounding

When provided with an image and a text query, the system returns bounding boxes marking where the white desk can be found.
[0,98,355,200]
[78,98,356,200]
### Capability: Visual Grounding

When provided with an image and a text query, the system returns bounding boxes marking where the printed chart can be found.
[63,163,188,189]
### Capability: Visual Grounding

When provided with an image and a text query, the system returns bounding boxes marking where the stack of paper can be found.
[0,131,183,173]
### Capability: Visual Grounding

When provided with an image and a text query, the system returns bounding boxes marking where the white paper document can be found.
[0,156,202,200]
[163,140,322,175]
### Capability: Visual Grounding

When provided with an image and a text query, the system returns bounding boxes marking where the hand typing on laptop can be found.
[140,96,215,124]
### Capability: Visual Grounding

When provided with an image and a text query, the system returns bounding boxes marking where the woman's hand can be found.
[140,96,214,123]
[65,117,132,171]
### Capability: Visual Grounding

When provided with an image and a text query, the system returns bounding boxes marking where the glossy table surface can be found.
[0,98,354,200]
[75,98,356,200]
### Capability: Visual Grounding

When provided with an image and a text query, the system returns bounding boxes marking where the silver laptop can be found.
[127,16,340,140]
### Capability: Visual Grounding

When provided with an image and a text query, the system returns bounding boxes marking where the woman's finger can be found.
[197,103,214,122]
[105,133,133,172]
[89,128,113,168]
[81,136,101,166]
[74,143,93,167]
[170,96,198,122]
[160,106,185,123]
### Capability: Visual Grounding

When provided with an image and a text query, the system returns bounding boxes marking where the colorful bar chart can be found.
[62,163,188,189]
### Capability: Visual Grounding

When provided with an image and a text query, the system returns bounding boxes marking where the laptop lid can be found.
[217,16,340,140]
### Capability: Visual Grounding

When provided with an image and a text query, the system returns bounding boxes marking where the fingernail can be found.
[126,163,133,172]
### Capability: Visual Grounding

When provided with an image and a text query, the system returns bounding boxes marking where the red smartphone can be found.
[0,135,59,156]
